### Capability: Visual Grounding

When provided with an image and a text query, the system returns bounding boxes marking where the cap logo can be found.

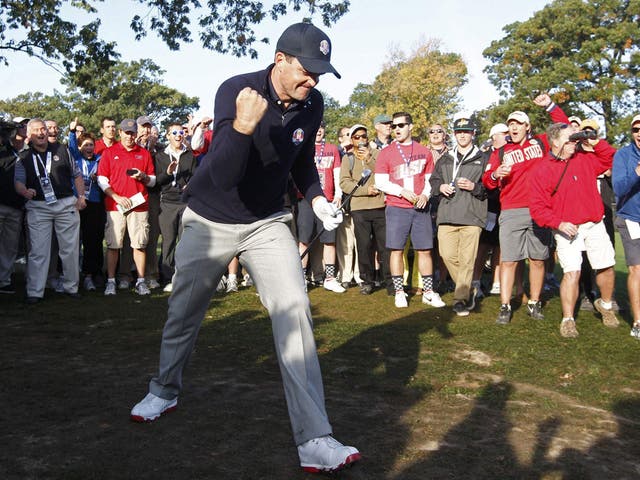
[319,40,330,56]
[292,128,305,145]
[457,119,469,126]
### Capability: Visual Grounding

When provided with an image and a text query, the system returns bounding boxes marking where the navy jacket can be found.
[184,65,324,223]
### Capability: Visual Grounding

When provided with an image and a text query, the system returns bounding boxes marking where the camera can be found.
[126,169,138,176]
[568,130,598,142]
[449,181,456,197]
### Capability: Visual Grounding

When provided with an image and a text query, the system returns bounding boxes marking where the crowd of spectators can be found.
[1,95,640,340]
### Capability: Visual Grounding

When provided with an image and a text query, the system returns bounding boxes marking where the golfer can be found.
[130,23,361,474]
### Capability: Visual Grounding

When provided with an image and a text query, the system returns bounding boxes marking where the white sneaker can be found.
[130,392,178,422]
[163,283,173,293]
[118,280,130,290]
[490,282,501,295]
[104,281,116,296]
[135,280,151,296]
[226,277,239,293]
[241,273,253,287]
[216,275,227,292]
[297,435,361,474]
[83,276,96,291]
[422,290,445,308]
[147,279,161,289]
[395,291,408,308]
[323,278,346,293]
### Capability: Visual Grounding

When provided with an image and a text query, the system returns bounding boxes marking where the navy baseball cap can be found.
[119,119,138,133]
[276,23,341,79]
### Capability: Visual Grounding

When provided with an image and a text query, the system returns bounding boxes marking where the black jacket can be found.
[155,146,198,204]
[430,146,488,228]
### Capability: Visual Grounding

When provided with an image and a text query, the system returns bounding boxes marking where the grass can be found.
[1,238,639,479]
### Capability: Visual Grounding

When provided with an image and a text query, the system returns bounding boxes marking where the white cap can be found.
[489,123,509,137]
[13,116,29,124]
[507,111,530,125]
[349,124,368,137]
[568,116,582,125]
[631,114,640,127]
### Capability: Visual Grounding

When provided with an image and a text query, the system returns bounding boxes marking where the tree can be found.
[483,0,640,142]
[362,40,467,140]
[0,59,199,134]
[0,0,350,79]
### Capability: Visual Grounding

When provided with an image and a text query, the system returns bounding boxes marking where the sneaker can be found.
[527,300,545,320]
[0,284,15,294]
[226,277,239,293]
[135,280,151,296]
[560,318,579,338]
[496,304,511,325]
[163,283,173,293]
[241,273,253,287]
[297,435,361,474]
[216,276,227,293]
[394,291,408,308]
[490,282,501,295]
[630,324,640,339]
[130,392,178,422]
[579,296,594,311]
[594,298,620,328]
[422,290,445,308]
[452,301,469,317]
[118,279,131,290]
[83,276,96,291]
[323,278,346,293]
[147,279,161,289]
[104,281,116,296]
[360,283,373,295]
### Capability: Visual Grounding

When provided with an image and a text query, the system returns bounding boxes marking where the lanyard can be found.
[395,141,413,167]
[315,140,326,167]
[32,151,52,179]
[451,147,473,181]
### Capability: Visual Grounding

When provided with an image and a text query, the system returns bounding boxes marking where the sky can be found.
[0,0,552,120]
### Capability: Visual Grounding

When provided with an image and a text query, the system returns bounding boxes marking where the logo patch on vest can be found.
[292,128,304,145]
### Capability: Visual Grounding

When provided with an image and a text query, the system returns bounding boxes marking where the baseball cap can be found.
[136,115,153,126]
[453,118,476,132]
[580,118,599,131]
[507,111,530,125]
[349,124,368,138]
[13,116,30,124]
[276,23,341,78]
[568,116,582,125]
[631,114,640,127]
[489,123,509,137]
[373,114,392,125]
[119,119,138,133]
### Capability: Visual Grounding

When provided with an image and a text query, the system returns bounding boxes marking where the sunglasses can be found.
[429,129,444,134]
[633,127,640,134]
[171,130,185,136]
[392,123,409,129]
[352,134,368,140]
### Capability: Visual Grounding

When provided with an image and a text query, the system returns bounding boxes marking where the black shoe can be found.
[360,283,373,295]
[453,301,470,317]
[65,292,82,299]
[496,304,511,325]
[25,296,42,305]
[0,284,15,294]
[527,300,544,320]
[341,281,351,289]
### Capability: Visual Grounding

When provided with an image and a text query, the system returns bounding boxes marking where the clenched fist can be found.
[233,87,268,136]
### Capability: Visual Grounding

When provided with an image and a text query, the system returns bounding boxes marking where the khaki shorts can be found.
[105,210,149,249]
[554,220,615,273]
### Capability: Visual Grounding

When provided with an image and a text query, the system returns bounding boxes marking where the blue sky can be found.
[0,0,551,119]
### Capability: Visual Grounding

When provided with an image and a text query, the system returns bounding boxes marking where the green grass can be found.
[1,238,639,479]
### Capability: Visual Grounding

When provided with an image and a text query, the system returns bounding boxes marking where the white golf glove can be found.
[312,197,343,232]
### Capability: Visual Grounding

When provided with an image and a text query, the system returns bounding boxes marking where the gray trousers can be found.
[0,203,24,287]
[25,196,80,297]
[149,208,332,445]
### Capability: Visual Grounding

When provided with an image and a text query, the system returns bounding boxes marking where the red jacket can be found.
[529,140,616,229]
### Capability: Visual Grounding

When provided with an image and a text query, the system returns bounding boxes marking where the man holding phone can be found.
[97,119,156,296]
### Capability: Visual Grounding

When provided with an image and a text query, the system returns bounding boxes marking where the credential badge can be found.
[292,128,305,145]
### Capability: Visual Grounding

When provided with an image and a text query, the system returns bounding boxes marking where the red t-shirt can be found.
[375,141,434,208]
[314,141,341,201]
[97,143,155,212]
